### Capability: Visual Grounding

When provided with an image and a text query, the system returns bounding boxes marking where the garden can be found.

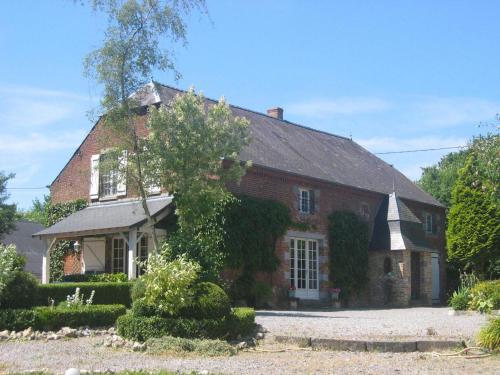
[0,242,257,353]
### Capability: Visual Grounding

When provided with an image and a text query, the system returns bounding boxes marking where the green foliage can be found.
[0,243,24,300]
[179,282,231,320]
[447,140,500,278]
[116,307,255,341]
[0,308,37,331]
[477,317,500,351]
[37,282,132,307]
[63,272,128,283]
[19,195,50,224]
[449,289,470,311]
[469,280,500,313]
[148,89,251,231]
[0,171,16,239]
[34,304,126,331]
[0,271,38,309]
[131,277,146,301]
[253,281,273,308]
[418,150,468,208]
[328,211,369,299]
[141,254,200,315]
[43,199,88,282]
[146,336,236,356]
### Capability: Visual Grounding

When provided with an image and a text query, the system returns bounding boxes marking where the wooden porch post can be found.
[42,238,57,284]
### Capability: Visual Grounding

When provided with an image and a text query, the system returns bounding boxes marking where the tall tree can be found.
[18,195,50,224]
[148,88,250,231]
[418,150,469,208]
[0,172,16,239]
[447,133,500,278]
[83,0,206,251]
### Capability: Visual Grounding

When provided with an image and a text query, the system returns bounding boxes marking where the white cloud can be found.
[0,84,94,129]
[287,97,392,118]
[413,97,499,128]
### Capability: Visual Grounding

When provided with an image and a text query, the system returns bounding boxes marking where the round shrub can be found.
[131,298,158,317]
[180,282,231,319]
[0,271,38,309]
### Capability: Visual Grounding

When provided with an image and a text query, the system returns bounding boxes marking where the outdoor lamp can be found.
[74,241,81,253]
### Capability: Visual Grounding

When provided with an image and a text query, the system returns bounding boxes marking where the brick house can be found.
[35,83,446,307]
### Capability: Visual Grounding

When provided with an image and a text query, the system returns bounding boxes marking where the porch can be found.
[33,196,173,283]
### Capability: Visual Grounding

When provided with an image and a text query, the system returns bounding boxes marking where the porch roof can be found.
[34,196,173,239]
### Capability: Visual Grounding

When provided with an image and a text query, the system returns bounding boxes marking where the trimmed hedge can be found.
[0,304,127,331]
[35,304,127,330]
[37,282,133,307]
[0,308,37,331]
[0,271,39,309]
[179,282,231,319]
[117,307,256,342]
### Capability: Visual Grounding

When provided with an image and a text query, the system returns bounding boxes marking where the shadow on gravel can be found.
[256,311,350,319]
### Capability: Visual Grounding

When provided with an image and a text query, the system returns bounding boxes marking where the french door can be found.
[290,238,319,299]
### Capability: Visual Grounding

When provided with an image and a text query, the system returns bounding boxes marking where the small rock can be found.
[59,327,78,338]
[65,368,80,375]
[237,341,248,350]
[132,342,146,352]
[22,327,33,338]
[107,327,115,334]
[47,333,60,340]
[256,332,265,340]
[0,330,10,339]
[103,340,112,347]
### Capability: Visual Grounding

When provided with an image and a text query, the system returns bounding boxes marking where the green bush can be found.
[61,272,128,283]
[131,298,158,318]
[179,282,231,319]
[469,280,500,312]
[253,281,273,307]
[37,282,132,307]
[449,288,470,311]
[131,278,146,302]
[0,308,37,331]
[146,336,236,356]
[477,317,500,351]
[117,307,256,342]
[34,304,126,330]
[0,271,38,309]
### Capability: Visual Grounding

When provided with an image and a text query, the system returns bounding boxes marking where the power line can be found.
[375,145,466,155]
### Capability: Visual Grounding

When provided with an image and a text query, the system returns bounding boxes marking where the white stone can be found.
[132,342,146,352]
[256,332,265,340]
[59,327,78,338]
[22,327,33,337]
[47,333,60,340]
[237,341,248,350]
[65,368,80,375]
[0,330,10,339]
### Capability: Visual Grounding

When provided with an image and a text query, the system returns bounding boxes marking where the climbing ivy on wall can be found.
[328,211,369,300]
[43,198,88,282]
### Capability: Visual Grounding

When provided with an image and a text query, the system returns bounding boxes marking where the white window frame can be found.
[425,213,433,234]
[99,153,119,198]
[289,238,319,300]
[112,237,126,274]
[299,188,311,214]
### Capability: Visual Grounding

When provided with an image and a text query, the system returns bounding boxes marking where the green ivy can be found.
[328,211,369,300]
[43,199,87,282]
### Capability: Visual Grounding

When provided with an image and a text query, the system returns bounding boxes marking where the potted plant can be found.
[288,285,296,298]
[331,287,341,301]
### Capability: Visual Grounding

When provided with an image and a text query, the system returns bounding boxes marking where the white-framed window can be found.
[90,150,127,200]
[136,235,148,276]
[289,238,319,299]
[299,188,314,214]
[112,238,126,273]
[424,213,437,234]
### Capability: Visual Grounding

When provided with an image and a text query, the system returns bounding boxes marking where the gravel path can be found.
[256,307,488,341]
[0,337,498,375]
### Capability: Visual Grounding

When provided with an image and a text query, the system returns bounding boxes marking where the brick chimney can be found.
[267,107,284,120]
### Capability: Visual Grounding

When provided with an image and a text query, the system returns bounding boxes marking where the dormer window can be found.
[89,150,127,200]
[424,213,437,234]
[298,188,315,214]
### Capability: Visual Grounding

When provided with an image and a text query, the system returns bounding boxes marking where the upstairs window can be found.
[425,213,437,234]
[299,188,315,214]
[100,153,118,197]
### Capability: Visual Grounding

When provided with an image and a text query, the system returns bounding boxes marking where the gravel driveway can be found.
[0,337,498,375]
[256,307,488,340]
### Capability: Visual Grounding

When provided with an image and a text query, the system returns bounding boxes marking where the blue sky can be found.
[1,1,499,209]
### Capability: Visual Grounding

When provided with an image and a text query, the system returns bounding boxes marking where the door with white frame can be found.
[290,238,319,299]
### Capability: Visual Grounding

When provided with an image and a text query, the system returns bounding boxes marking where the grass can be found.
[146,336,237,357]
[477,317,500,351]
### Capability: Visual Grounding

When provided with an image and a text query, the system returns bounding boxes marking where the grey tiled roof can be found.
[150,83,443,207]
[370,193,435,252]
[34,196,173,238]
[1,220,46,279]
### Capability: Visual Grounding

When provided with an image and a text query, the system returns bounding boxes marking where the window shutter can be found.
[432,213,437,234]
[116,150,127,196]
[309,189,315,214]
[89,154,100,199]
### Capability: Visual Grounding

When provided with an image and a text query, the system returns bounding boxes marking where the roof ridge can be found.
[153,82,352,141]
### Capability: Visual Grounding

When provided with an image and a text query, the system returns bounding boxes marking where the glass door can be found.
[290,238,319,299]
